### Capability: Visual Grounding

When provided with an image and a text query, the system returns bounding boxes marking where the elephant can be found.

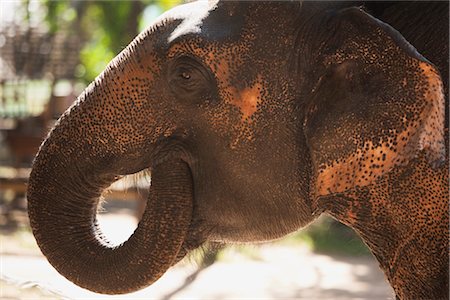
[27,1,448,299]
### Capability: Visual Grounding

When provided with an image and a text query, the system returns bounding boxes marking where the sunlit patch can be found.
[160,1,218,43]
[315,137,408,196]
[97,170,150,245]
[416,62,445,164]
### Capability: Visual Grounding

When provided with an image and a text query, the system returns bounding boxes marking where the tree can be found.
[43,0,181,83]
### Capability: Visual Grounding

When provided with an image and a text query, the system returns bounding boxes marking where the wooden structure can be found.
[0,22,81,216]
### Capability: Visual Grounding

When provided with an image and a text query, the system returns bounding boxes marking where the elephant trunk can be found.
[27,66,194,294]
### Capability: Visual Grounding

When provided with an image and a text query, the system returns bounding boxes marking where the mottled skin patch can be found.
[313,62,445,196]
[319,154,449,299]
[27,1,448,298]
[229,76,262,120]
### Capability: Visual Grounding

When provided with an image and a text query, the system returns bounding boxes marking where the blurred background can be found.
[0,1,393,299]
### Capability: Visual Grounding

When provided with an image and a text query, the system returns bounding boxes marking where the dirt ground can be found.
[1,203,394,300]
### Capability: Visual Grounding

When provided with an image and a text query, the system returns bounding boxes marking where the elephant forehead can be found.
[167,1,218,43]
[165,0,247,44]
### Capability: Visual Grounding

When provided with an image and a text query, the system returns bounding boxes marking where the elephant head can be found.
[27,1,448,298]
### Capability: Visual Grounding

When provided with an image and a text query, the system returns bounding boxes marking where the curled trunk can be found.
[27,129,194,294]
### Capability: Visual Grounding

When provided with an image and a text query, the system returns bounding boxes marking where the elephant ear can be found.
[304,8,446,198]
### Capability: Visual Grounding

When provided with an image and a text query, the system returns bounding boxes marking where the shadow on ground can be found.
[1,197,394,299]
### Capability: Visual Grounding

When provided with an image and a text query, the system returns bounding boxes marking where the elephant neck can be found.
[316,154,449,299]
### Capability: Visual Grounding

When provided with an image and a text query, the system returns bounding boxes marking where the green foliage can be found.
[43,0,73,33]
[78,4,115,82]
[91,1,139,54]
[41,0,182,83]
[80,38,115,82]
[301,216,371,256]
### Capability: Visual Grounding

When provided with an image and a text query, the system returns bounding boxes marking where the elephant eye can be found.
[180,70,191,80]
[168,56,216,104]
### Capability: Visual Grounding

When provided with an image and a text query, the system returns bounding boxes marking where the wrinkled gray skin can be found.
[27,1,448,299]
